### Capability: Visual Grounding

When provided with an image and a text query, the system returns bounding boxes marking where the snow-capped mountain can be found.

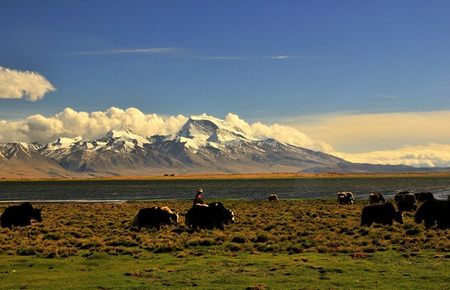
[176,115,255,151]
[0,142,36,160]
[0,114,415,178]
[0,142,68,178]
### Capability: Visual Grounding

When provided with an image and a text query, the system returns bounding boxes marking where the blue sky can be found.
[2,0,450,118]
[1,1,450,166]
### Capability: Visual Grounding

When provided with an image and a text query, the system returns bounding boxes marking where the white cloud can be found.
[334,144,450,168]
[70,47,313,62]
[196,56,257,60]
[198,55,292,61]
[283,110,450,167]
[224,113,333,152]
[74,47,179,55]
[0,66,56,101]
[286,110,450,152]
[0,107,187,144]
[377,94,399,100]
[2,108,450,167]
[0,108,331,152]
[267,55,290,60]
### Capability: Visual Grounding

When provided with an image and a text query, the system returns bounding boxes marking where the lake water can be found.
[1,176,449,202]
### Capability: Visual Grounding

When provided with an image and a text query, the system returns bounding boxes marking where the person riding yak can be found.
[193,188,205,206]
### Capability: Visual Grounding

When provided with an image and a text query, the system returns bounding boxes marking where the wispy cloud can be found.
[267,55,291,60]
[194,55,297,61]
[194,55,259,61]
[72,47,180,55]
[0,66,55,101]
[377,94,399,100]
[70,47,310,62]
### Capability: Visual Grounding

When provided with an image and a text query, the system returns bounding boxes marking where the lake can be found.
[1,176,450,202]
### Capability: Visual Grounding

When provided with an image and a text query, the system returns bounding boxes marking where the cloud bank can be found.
[0,108,331,152]
[1,107,450,167]
[287,111,450,152]
[284,110,450,167]
[334,144,450,168]
[0,66,56,101]
[0,107,187,144]
[224,113,332,152]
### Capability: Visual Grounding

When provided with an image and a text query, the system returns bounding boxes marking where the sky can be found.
[1,0,450,167]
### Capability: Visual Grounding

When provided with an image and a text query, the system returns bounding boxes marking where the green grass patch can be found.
[0,251,449,289]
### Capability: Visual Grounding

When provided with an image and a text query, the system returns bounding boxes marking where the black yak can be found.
[1,202,42,229]
[414,192,434,203]
[131,206,179,230]
[360,203,403,227]
[415,199,450,229]
[337,192,354,205]
[185,202,235,231]
[368,192,385,204]
[394,191,417,212]
[268,194,279,202]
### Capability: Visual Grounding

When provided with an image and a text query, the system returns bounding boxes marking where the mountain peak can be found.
[102,127,150,150]
[176,114,254,151]
[188,114,248,135]
[105,127,136,139]
[56,136,83,145]
[0,142,34,160]
[178,116,220,139]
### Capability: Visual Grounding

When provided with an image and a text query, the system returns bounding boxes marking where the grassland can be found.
[1,200,449,289]
[1,251,449,289]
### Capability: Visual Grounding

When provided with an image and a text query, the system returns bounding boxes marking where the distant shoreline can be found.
[1,171,450,182]
[0,199,129,204]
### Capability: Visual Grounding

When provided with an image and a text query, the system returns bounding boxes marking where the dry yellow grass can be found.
[1,200,449,258]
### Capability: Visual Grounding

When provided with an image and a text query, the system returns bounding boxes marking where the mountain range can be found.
[0,115,427,178]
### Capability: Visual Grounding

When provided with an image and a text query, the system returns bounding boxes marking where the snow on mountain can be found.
[95,127,151,153]
[42,127,151,158]
[0,116,359,176]
[104,127,150,147]
[176,114,255,152]
[46,136,83,150]
[0,142,35,160]
[0,114,431,178]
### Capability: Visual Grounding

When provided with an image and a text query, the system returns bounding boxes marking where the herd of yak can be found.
[336,191,450,229]
[0,200,235,231]
[1,191,449,231]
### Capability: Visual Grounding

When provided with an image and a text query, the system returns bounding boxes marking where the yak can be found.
[368,192,385,204]
[414,192,434,203]
[185,202,235,231]
[268,194,279,202]
[1,202,42,229]
[361,203,403,227]
[394,191,417,212]
[337,192,354,205]
[415,199,450,229]
[131,206,179,230]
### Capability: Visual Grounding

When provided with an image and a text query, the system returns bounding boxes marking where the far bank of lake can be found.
[1,174,449,201]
